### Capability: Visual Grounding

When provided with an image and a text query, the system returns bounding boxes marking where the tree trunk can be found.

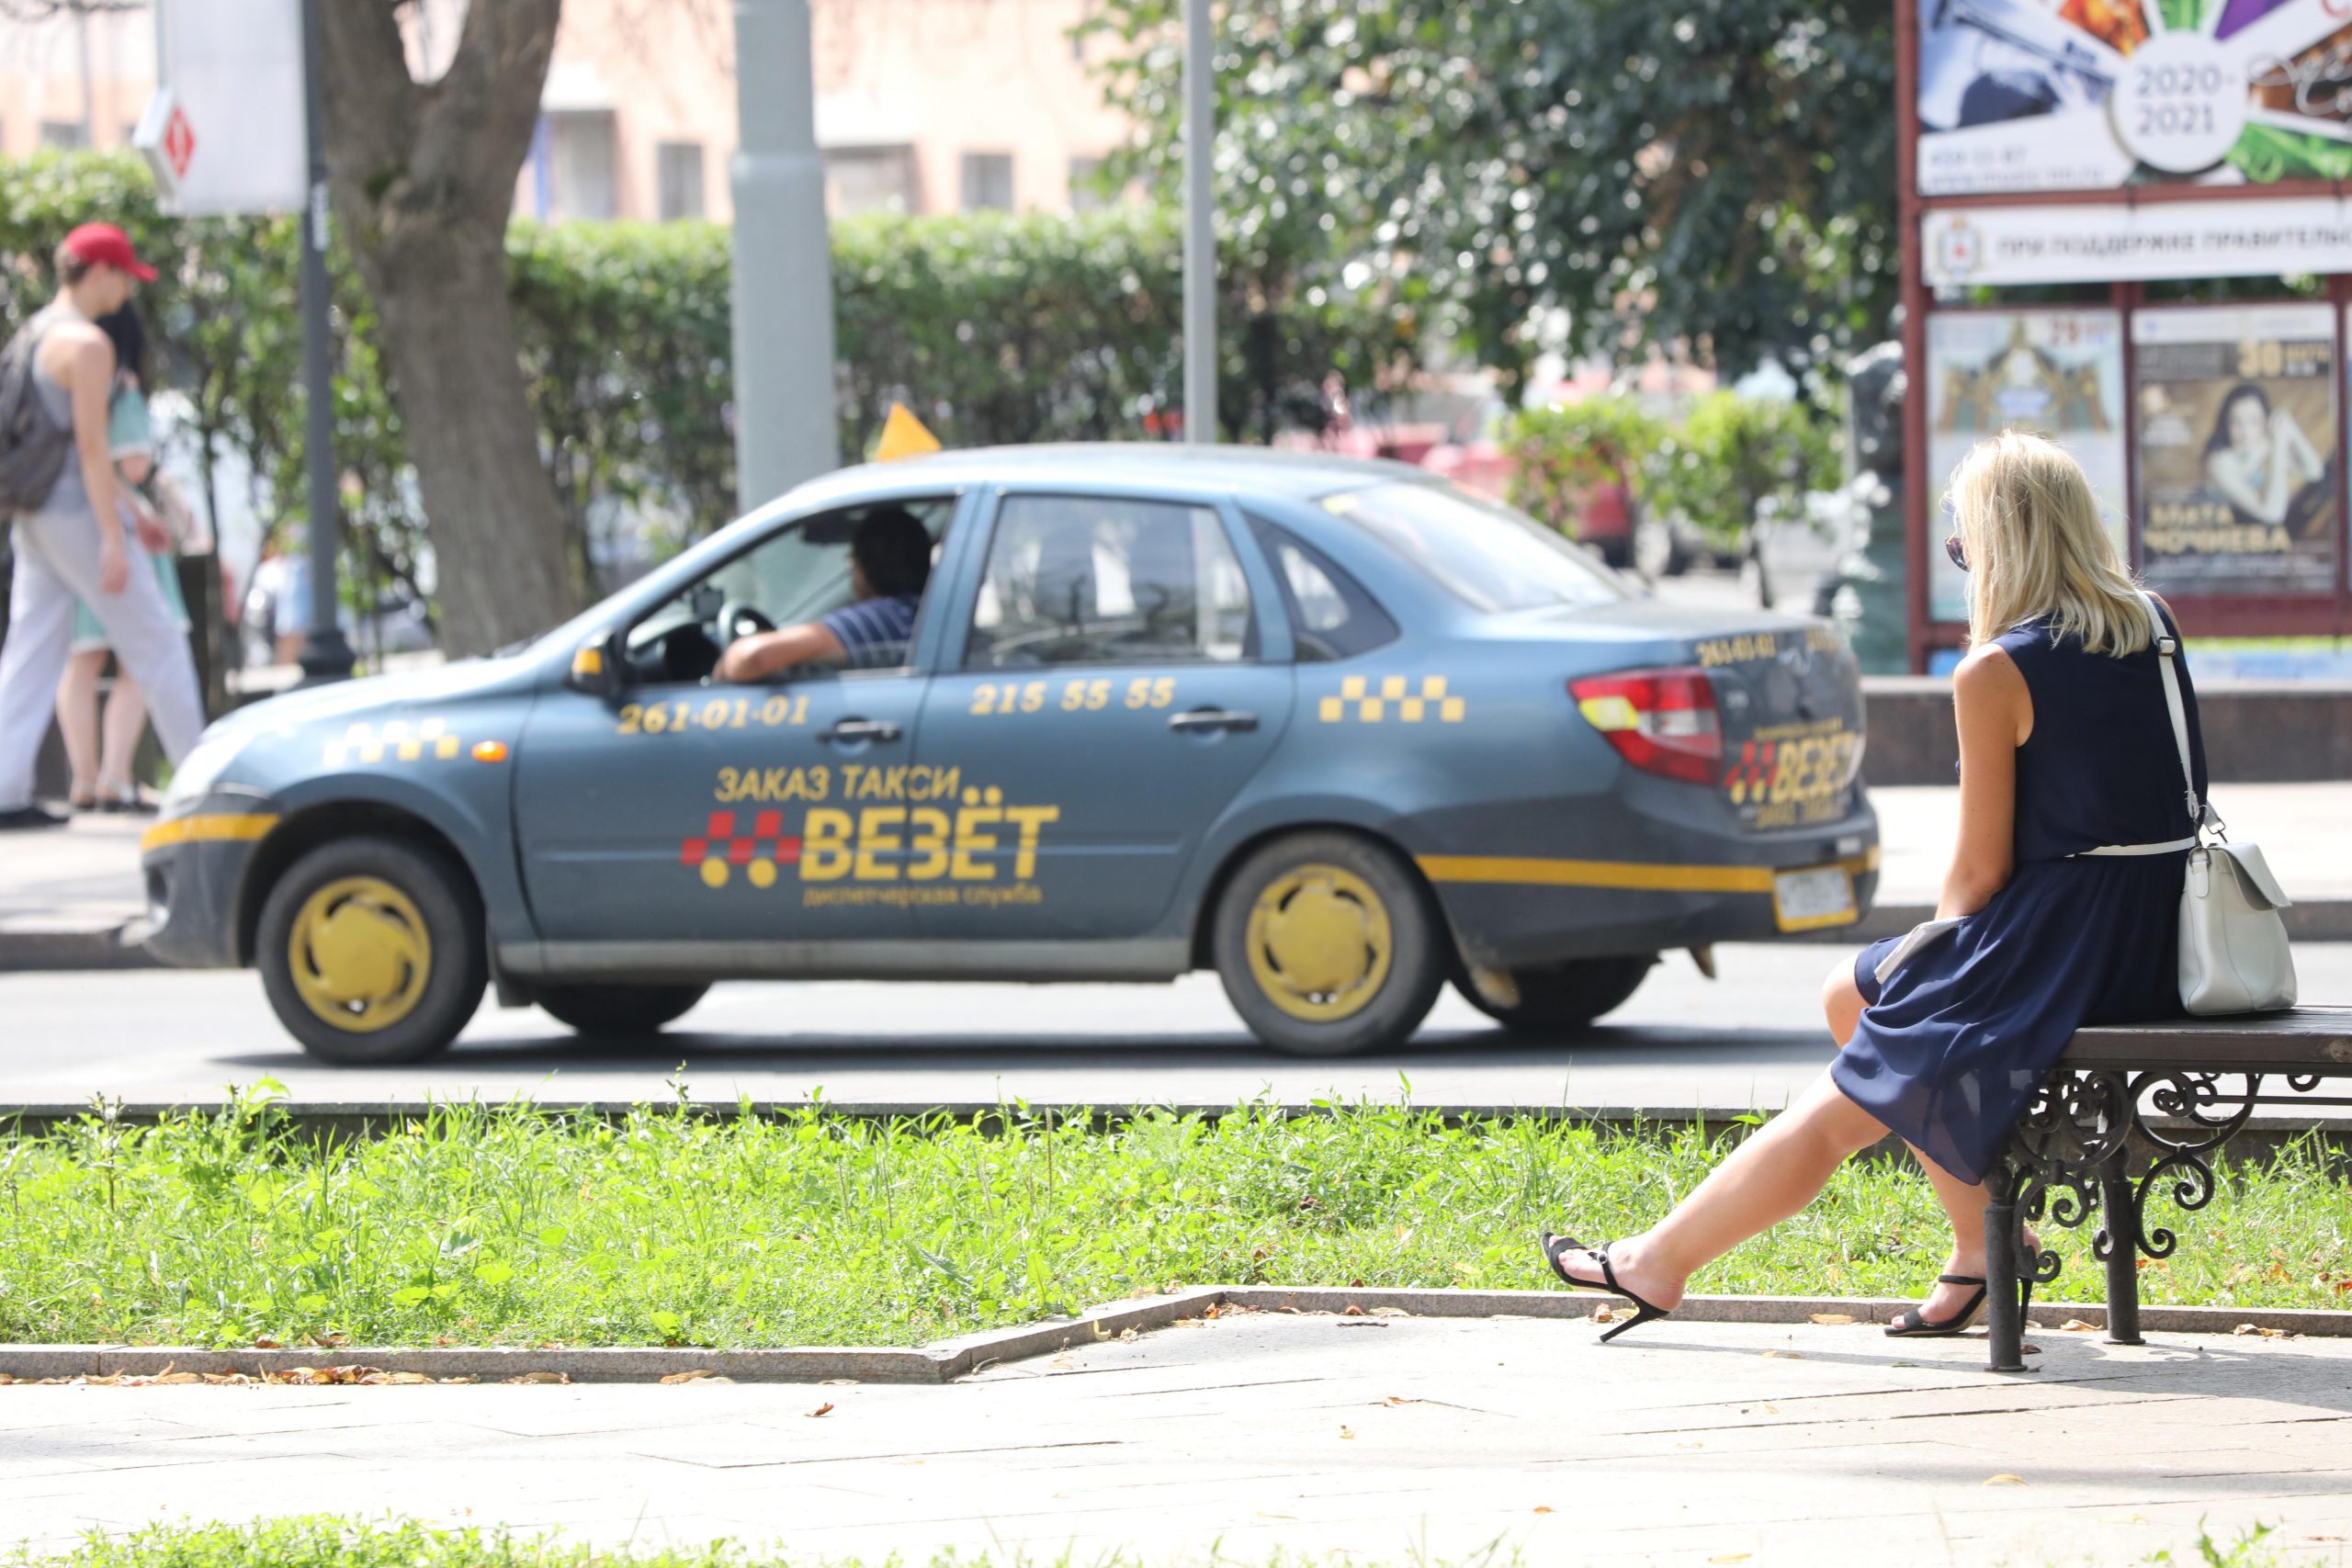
[316,0,576,657]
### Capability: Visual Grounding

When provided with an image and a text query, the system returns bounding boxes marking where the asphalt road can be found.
[11,942,2352,1113]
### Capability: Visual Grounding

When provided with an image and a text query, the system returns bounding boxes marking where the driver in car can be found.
[716,506,932,682]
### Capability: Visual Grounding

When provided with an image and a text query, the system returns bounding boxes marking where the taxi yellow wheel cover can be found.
[1244,863,1394,1023]
[285,875,433,1033]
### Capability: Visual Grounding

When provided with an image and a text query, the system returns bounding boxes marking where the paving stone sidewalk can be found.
[6,1312,2350,1566]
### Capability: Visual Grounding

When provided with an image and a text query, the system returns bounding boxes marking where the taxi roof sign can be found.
[874,403,943,463]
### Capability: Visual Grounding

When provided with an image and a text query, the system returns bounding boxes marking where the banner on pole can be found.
[135,0,305,217]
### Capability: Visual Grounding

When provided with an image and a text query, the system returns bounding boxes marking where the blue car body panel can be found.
[140,446,1878,987]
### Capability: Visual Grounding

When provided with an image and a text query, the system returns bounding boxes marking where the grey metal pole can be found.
[1181,0,1216,445]
[730,0,839,512]
[294,0,352,685]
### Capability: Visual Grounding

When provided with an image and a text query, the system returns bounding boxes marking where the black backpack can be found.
[0,318,72,516]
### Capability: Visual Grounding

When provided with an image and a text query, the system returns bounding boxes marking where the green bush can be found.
[1645,391,1840,550]
[1504,396,1663,539]
[1,152,1408,620]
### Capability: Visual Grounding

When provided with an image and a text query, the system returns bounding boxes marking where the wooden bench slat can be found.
[2062,1008,2352,1070]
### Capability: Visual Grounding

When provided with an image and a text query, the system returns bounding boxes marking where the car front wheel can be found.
[255,834,487,1065]
[1458,954,1656,1034]
[1212,831,1445,1056]
[536,983,710,1037]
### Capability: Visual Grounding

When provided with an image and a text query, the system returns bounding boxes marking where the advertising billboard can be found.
[2133,302,2339,596]
[1925,310,2131,622]
[1917,0,2352,197]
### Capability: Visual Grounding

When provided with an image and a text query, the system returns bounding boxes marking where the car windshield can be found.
[1324,480,1632,613]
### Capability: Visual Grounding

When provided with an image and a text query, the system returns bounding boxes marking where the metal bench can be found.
[1984,1007,2352,1371]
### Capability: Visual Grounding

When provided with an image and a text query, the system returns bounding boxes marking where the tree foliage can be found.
[2,154,1404,642]
[1644,391,1840,547]
[1083,0,1896,380]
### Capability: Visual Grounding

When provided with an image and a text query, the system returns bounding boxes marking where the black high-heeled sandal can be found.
[1539,1231,1672,1343]
[1885,1274,1988,1337]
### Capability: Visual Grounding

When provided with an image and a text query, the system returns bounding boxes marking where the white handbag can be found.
[2071,594,2296,1016]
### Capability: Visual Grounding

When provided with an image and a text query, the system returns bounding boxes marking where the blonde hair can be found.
[1951,430,2150,657]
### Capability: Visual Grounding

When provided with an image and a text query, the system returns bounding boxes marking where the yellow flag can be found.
[875,402,943,462]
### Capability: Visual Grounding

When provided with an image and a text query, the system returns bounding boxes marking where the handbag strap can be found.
[2137,591,2204,829]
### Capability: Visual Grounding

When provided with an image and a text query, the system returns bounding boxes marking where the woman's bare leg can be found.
[1821,959,2034,1325]
[54,649,105,804]
[1552,1068,1891,1311]
[96,672,149,803]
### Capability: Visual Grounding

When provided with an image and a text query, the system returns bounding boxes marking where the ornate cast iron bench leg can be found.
[2098,1145,2143,1346]
[1984,1157,2028,1373]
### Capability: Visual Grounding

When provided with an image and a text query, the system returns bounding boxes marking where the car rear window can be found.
[1323,480,1632,613]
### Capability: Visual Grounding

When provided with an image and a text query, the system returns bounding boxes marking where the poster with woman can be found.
[2132,304,2337,597]
[1926,310,2129,622]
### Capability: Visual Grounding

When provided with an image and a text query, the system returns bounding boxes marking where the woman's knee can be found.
[1822,959,1866,1046]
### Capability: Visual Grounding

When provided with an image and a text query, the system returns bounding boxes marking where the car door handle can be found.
[820,718,903,745]
[1168,708,1259,734]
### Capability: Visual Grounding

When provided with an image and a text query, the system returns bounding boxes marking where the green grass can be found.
[4,1517,1520,1568]
[0,1088,2346,1349]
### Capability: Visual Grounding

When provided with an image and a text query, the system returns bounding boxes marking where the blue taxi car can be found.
[141,446,1879,1062]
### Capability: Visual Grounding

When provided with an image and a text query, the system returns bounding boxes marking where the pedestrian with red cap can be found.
[0,223,204,829]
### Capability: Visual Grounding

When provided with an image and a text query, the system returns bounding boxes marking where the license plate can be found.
[1773,865,1857,931]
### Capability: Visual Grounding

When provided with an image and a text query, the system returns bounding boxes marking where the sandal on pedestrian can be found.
[1885,1274,1988,1337]
[1539,1231,1673,1343]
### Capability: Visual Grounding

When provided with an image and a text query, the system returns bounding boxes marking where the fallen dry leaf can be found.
[1343,1304,1366,1316]
[807,1402,834,1418]
[1339,1426,1355,1439]
[0,1374,14,1386]
[1710,1555,1752,1564]
[1371,1306,1409,1317]
[1761,1350,1804,1359]
[2060,1319,2099,1333]
[820,1377,861,1385]
[1808,1313,1856,1325]
[660,1370,718,1385]
[383,1372,429,1385]
[1532,1506,1554,1515]
[503,1371,568,1385]
[1590,1306,1616,1324]
[154,1372,203,1385]
[1984,1473,2028,1486]
[1118,1326,1139,1341]
[2233,1323,2288,1337]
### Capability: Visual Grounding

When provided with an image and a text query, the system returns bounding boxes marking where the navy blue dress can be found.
[1833,607,2206,1184]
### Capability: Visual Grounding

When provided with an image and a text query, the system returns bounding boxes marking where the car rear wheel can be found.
[255,834,487,1065]
[536,983,710,1037]
[1458,954,1656,1035]
[1212,831,1445,1056]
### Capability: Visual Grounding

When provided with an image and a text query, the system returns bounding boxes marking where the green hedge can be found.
[1,152,1409,613]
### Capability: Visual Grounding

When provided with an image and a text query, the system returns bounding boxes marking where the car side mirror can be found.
[566,629,622,698]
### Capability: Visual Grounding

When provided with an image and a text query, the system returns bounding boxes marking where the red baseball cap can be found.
[61,222,157,283]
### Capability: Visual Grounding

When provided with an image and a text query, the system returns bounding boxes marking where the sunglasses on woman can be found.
[1941,497,1968,572]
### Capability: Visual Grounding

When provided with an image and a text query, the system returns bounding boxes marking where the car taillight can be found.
[1568,667,1724,785]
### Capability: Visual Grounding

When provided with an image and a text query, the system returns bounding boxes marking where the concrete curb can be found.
[0,919,156,973]
[2,1286,2342,1385]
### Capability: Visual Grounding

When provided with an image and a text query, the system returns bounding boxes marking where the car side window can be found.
[1249,517,1399,662]
[965,495,1254,669]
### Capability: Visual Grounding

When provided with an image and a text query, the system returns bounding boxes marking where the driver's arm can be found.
[716,621,847,683]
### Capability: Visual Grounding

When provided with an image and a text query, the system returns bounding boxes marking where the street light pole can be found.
[293,0,353,685]
[730,0,840,512]
[1181,0,1216,446]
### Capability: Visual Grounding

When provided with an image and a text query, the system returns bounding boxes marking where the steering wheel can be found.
[715,601,776,649]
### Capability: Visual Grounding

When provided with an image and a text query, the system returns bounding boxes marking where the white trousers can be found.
[0,507,205,810]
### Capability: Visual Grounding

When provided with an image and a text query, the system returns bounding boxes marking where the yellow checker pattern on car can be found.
[323,718,463,768]
[1317,675,1464,725]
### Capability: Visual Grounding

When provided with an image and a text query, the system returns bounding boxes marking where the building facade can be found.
[0,0,1130,221]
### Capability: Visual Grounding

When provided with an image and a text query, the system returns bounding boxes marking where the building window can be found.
[546,110,617,220]
[656,141,706,221]
[825,147,918,216]
[40,120,89,150]
[959,152,1014,213]
[1069,155,1106,213]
